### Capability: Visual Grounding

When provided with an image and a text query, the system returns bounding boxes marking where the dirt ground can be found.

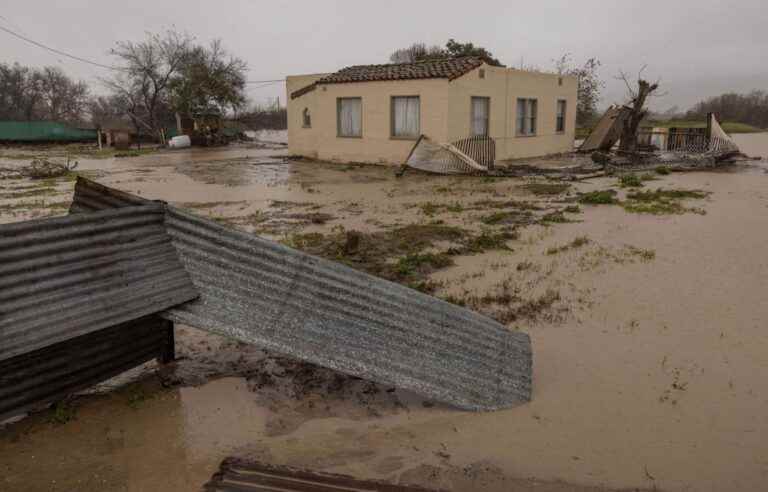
[2,134,768,492]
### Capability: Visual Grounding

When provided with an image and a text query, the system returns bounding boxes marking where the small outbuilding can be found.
[287,57,577,165]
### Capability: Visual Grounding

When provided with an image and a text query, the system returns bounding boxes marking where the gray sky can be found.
[3,0,766,111]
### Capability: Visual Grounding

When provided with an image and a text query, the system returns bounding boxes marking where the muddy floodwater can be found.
[2,134,768,491]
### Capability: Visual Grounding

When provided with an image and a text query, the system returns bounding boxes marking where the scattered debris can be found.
[204,458,443,491]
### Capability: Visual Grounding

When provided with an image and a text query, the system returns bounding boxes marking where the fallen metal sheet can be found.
[579,105,630,152]
[204,458,442,491]
[0,315,173,420]
[0,205,198,362]
[71,178,532,411]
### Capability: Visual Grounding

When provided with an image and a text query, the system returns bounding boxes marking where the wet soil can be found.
[2,134,768,491]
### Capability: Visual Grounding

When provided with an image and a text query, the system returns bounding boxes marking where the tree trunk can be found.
[619,79,659,152]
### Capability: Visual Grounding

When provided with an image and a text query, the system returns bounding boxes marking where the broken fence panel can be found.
[0,205,198,362]
[70,177,533,411]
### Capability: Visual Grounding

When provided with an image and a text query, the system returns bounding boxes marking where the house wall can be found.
[287,76,449,164]
[287,65,577,164]
[447,64,578,160]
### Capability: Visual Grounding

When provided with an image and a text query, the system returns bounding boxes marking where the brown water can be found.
[2,137,768,491]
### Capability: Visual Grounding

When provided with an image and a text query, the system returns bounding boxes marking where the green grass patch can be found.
[655,166,671,175]
[578,189,619,205]
[617,173,657,188]
[622,188,710,215]
[394,252,454,278]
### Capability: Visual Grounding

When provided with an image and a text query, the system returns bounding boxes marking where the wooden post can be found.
[97,128,102,150]
[706,112,713,143]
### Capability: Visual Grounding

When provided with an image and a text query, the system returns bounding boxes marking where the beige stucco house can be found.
[287,57,577,165]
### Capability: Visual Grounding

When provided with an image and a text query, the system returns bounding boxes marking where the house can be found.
[286,57,578,165]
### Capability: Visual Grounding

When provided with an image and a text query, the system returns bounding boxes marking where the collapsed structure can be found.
[0,178,532,418]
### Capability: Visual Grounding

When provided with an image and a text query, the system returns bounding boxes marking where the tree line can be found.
[0,29,272,139]
[686,90,768,129]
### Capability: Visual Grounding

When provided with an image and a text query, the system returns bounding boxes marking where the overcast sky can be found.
[3,0,766,111]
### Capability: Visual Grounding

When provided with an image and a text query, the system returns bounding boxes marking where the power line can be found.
[246,79,285,84]
[0,24,125,71]
[0,22,284,82]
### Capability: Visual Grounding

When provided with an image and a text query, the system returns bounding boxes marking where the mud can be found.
[2,133,768,491]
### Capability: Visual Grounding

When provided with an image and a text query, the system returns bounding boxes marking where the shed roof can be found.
[290,57,484,99]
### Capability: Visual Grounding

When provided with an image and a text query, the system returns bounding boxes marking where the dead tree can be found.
[618,69,660,152]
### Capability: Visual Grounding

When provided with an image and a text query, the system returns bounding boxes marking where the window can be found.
[337,97,362,137]
[302,108,311,128]
[471,97,490,136]
[556,100,567,133]
[391,96,420,138]
[516,98,538,136]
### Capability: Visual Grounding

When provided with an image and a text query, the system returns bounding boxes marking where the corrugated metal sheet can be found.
[71,178,532,411]
[0,121,97,142]
[579,106,630,152]
[0,315,173,420]
[204,458,442,491]
[0,205,198,362]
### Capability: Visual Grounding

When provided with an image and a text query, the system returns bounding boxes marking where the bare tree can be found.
[169,39,248,116]
[37,67,89,122]
[554,54,604,127]
[617,68,660,152]
[0,63,89,123]
[389,40,503,66]
[105,30,193,140]
[389,43,446,63]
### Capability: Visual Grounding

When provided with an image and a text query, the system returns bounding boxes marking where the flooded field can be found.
[2,134,768,491]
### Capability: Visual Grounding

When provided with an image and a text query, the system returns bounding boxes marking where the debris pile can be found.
[24,158,78,179]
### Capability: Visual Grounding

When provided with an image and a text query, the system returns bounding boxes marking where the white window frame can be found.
[516,98,538,136]
[337,97,362,138]
[470,96,490,137]
[556,99,567,133]
[390,96,420,139]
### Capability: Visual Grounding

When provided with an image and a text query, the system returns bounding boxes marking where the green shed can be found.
[0,121,97,142]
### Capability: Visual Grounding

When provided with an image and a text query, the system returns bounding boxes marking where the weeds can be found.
[622,188,710,215]
[540,210,573,224]
[465,229,515,253]
[618,173,657,188]
[395,252,453,278]
[546,236,590,255]
[578,189,618,205]
[655,166,671,175]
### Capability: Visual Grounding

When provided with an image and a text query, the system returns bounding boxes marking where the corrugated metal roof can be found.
[70,178,532,411]
[0,205,198,362]
[205,458,443,491]
[0,315,172,420]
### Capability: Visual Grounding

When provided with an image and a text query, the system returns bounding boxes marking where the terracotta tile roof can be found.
[290,57,484,99]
